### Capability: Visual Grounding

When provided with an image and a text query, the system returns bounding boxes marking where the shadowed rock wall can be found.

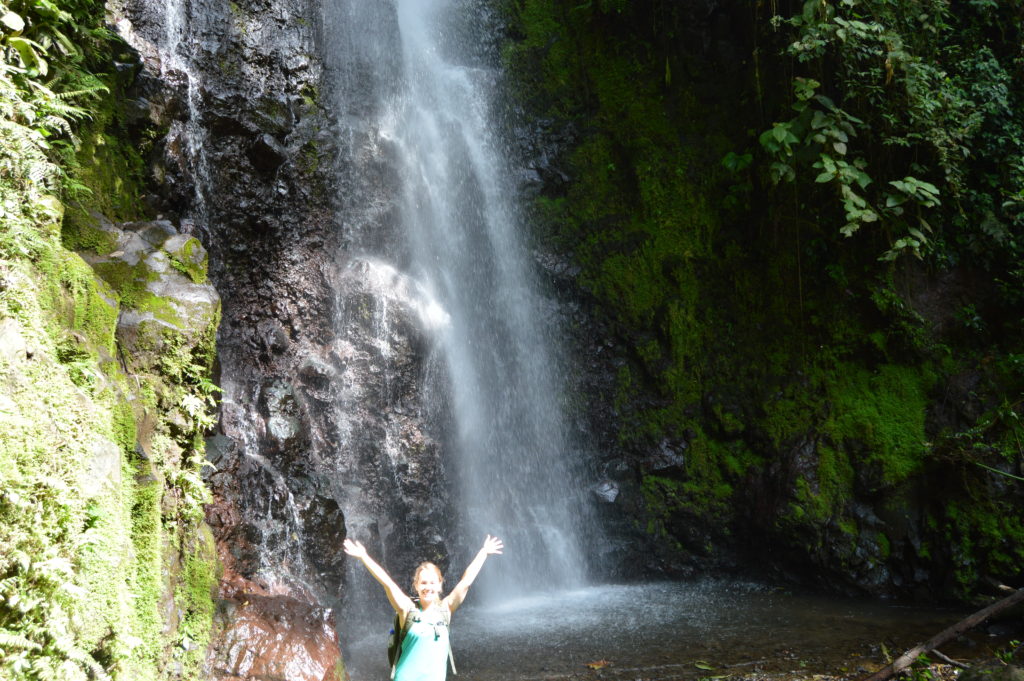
[111,0,459,677]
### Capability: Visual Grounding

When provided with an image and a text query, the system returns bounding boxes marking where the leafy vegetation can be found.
[504,0,1024,597]
[1,0,220,678]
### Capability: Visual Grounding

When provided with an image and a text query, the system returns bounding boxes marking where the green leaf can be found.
[794,77,820,100]
[758,128,780,153]
[1,10,25,32]
[841,184,866,207]
[8,37,48,76]
[833,141,847,155]
[770,161,795,183]
[815,94,839,112]
[802,0,819,22]
[721,151,752,172]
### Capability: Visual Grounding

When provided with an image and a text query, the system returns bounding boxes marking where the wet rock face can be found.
[208,595,343,681]
[113,0,457,676]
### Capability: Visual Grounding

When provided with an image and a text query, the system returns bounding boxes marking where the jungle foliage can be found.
[504,0,1024,597]
[1,1,219,679]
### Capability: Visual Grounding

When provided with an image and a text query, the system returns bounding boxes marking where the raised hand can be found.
[343,537,368,559]
[481,534,504,555]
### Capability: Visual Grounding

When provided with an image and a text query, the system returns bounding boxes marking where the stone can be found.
[247,133,288,171]
[0,319,28,364]
[593,480,619,503]
[81,436,123,498]
[208,595,343,681]
[162,234,210,284]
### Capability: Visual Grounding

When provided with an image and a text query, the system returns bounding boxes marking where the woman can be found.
[343,534,504,681]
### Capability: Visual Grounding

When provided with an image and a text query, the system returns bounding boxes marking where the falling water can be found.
[162,0,212,228]
[389,0,590,594]
[329,0,592,596]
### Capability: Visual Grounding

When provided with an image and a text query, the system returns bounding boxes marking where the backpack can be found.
[388,599,457,678]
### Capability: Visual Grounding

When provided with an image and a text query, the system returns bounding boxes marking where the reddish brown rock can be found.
[208,594,344,681]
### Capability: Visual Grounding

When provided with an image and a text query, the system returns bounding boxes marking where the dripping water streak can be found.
[162,0,212,228]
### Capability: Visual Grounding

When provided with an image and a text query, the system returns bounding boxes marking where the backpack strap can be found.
[441,606,456,675]
[389,607,420,680]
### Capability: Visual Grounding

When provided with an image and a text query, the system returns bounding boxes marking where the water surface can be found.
[343,580,990,681]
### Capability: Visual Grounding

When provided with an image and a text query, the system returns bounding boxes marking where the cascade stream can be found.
[326,0,591,597]
[386,0,590,592]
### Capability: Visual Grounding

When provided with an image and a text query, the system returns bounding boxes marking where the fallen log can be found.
[862,587,1024,681]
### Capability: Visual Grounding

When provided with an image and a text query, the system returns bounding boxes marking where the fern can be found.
[51,635,111,681]
[0,630,43,651]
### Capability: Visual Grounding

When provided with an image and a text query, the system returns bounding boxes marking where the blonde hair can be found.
[411,561,444,590]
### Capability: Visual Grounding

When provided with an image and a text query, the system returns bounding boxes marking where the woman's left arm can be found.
[443,535,504,612]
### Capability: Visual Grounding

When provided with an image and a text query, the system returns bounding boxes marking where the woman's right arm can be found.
[343,538,414,615]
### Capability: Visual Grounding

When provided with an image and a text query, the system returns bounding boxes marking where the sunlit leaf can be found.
[1,10,25,32]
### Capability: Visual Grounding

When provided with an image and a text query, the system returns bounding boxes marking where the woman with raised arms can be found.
[343,534,504,681]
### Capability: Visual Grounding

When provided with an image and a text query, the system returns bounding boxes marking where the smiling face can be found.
[412,563,444,606]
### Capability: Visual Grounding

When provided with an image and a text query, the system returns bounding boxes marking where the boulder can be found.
[209,595,343,681]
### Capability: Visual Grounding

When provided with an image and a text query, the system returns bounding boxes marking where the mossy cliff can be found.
[504,0,1024,599]
[0,1,220,678]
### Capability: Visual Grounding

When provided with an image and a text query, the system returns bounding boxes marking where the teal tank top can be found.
[393,605,451,681]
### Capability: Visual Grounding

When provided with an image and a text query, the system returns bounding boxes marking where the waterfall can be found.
[161,0,211,229]
[395,0,588,594]
[329,0,591,597]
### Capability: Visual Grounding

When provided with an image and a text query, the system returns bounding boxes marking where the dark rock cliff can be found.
[112,0,458,677]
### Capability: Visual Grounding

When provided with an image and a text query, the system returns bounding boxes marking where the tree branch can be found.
[862,588,1024,681]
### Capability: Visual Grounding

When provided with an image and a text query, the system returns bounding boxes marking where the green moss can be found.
[506,0,1023,600]
[63,253,120,356]
[825,363,934,484]
[942,493,1024,597]
[112,401,138,454]
[32,247,120,359]
[90,258,195,329]
[166,237,209,285]
[176,524,218,676]
[877,532,891,559]
[761,388,824,449]
[70,128,147,222]
[63,210,119,255]
[129,474,164,671]
[1,2,222,677]
[90,260,148,307]
[300,140,319,174]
